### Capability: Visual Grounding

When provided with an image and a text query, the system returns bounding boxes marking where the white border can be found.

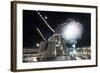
[17,3,96,69]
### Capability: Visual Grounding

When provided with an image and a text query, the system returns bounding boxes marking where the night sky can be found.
[23,10,91,48]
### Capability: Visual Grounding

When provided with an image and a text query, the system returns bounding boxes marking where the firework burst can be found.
[58,18,84,43]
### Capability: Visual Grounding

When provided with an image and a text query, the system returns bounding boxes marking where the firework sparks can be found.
[59,18,84,43]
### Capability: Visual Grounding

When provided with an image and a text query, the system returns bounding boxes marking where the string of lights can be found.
[36,10,55,33]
